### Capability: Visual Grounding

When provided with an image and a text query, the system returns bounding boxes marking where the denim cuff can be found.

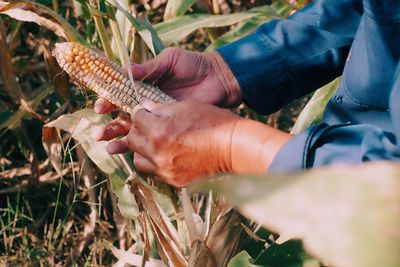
[217,24,288,114]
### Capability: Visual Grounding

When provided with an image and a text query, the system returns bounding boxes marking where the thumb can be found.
[140,98,173,117]
[141,98,157,110]
[127,51,173,82]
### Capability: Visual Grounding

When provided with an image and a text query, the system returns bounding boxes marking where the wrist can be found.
[209,51,243,107]
[229,119,292,175]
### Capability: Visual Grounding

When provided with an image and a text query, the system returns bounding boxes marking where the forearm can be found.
[230,119,292,174]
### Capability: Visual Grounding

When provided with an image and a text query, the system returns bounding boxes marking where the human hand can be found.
[94,47,242,114]
[96,100,240,187]
[93,100,291,187]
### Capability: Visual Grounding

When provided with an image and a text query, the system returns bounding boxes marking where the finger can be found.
[127,49,174,82]
[92,116,131,141]
[140,99,175,117]
[130,105,162,134]
[131,104,149,118]
[106,139,129,154]
[94,97,117,114]
[129,63,169,83]
[125,127,153,157]
[133,153,156,174]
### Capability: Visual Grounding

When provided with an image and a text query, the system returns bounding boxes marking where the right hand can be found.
[94,47,243,114]
[93,99,291,187]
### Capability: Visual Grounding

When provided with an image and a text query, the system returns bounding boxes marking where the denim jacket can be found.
[217,0,400,172]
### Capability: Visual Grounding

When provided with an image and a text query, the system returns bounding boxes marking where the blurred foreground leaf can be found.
[192,162,400,267]
[43,108,139,219]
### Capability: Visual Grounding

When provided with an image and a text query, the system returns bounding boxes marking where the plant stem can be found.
[89,0,115,60]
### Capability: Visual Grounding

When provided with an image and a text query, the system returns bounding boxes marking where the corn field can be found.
[0,0,399,266]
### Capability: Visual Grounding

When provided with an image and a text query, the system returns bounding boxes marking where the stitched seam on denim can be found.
[364,4,400,16]
[364,9,400,24]
[342,70,390,111]
[302,126,319,169]
[302,123,352,168]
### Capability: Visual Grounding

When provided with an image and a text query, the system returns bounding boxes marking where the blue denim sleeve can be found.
[268,0,400,173]
[217,0,363,114]
[269,65,400,173]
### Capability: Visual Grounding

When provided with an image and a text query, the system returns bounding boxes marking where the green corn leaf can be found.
[155,5,278,46]
[206,15,271,51]
[291,79,339,135]
[106,0,164,55]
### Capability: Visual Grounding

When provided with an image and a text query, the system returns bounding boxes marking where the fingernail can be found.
[106,143,115,154]
[131,104,147,119]
[94,101,103,113]
[141,98,155,109]
[92,126,105,141]
[127,64,145,78]
[106,142,120,154]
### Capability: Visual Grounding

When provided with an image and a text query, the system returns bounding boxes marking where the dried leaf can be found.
[43,109,140,219]
[42,126,63,177]
[0,1,86,43]
[188,240,217,267]
[127,177,186,266]
[149,218,188,267]
[205,210,246,267]
[0,84,53,131]
[0,17,25,104]
[181,188,203,243]
[0,3,65,38]
[111,246,166,267]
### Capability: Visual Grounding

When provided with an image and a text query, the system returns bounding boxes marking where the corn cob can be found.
[52,42,175,113]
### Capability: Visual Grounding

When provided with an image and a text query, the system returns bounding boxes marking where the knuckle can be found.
[125,135,134,150]
[178,99,197,110]
[149,124,168,144]
[162,47,182,63]
[134,158,145,172]
[170,177,186,188]
[149,130,163,144]
[125,130,138,150]
[153,155,171,171]
[163,47,180,56]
